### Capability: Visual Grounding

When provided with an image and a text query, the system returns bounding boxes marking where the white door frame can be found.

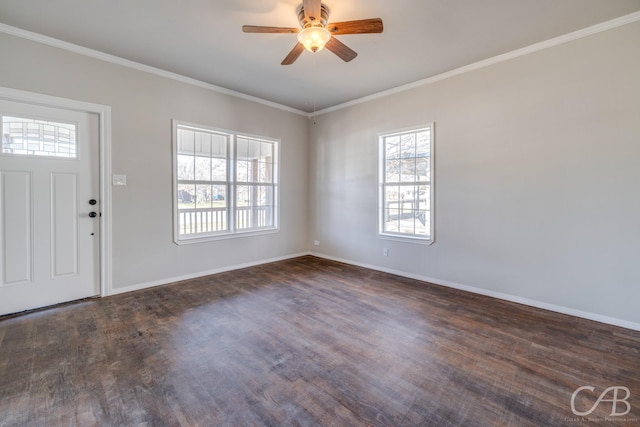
[0,86,113,297]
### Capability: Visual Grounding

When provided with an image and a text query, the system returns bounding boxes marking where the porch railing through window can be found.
[236,206,272,230]
[178,206,272,235]
[178,207,227,235]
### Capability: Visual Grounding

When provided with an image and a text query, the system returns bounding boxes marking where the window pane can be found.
[212,185,227,204]
[211,158,226,181]
[400,133,416,158]
[385,159,400,183]
[383,185,400,233]
[177,128,195,155]
[416,130,430,156]
[236,185,249,208]
[194,156,211,181]
[416,156,430,181]
[244,160,257,182]
[400,158,417,182]
[259,162,267,183]
[418,185,430,211]
[236,185,249,230]
[261,142,273,158]
[177,183,229,235]
[236,184,274,230]
[387,185,419,235]
[236,137,249,159]
[212,134,227,156]
[384,185,400,205]
[177,154,194,180]
[195,131,211,157]
[177,184,195,208]
[256,185,273,207]
[2,116,77,158]
[258,160,273,183]
[384,200,400,233]
[210,184,228,233]
[246,139,261,160]
[384,208,400,233]
[178,208,227,235]
[236,160,249,182]
[194,184,212,209]
[385,136,400,159]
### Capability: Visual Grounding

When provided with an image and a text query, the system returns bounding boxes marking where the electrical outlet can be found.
[383,248,389,257]
[313,240,320,246]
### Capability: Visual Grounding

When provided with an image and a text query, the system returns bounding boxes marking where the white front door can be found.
[0,100,99,315]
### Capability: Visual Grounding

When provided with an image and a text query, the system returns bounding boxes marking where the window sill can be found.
[378,233,434,245]
[174,227,279,245]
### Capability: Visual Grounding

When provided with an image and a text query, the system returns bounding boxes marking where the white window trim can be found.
[378,123,435,245]
[172,120,279,245]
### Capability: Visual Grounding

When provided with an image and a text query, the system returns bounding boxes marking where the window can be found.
[379,124,434,243]
[173,121,278,243]
[1,115,77,158]
[235,136,276,231]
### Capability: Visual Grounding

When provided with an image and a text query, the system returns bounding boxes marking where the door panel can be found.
[51,172,78,278]
[1,171,32,285]
[0,100,99,315]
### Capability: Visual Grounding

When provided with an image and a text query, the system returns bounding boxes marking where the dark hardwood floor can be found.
[1,256,639,426]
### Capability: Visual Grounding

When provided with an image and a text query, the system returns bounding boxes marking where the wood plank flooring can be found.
[1,256,639,426]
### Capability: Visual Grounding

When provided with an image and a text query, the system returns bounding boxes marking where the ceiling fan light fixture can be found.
[297,26,331,53]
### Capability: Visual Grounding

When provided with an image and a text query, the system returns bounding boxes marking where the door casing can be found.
[0,86,113,299]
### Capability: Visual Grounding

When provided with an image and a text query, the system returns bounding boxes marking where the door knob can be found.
[89,212,97,218]
[89,199,97,205]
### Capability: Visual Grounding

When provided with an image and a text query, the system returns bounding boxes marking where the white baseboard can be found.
[109,252,311,296]
[309,252,640,332]
[109,250,640,332]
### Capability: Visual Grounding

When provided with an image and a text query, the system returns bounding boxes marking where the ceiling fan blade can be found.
[325,37,357,62]
[282,43,305,65]
[243,25,298,34]
[326,18,383,35]
[303,0,322,22]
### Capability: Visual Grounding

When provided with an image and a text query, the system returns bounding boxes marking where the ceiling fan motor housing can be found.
[297,3,330,28]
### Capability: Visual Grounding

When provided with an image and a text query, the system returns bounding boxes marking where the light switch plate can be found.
[112,174,127,186]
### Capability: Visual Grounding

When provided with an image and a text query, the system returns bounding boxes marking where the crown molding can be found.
[313,11,640,116]
[0,23,308,117]
[2,10,639,119]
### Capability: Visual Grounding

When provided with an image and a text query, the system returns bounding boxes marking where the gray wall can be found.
[0,32,310,291]
[2,20,639,327]
[309,22,640,325]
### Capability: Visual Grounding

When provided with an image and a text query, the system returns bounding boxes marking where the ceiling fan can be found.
[242,0,383,65]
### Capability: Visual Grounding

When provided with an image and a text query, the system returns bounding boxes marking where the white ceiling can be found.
[1,0,639,113]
